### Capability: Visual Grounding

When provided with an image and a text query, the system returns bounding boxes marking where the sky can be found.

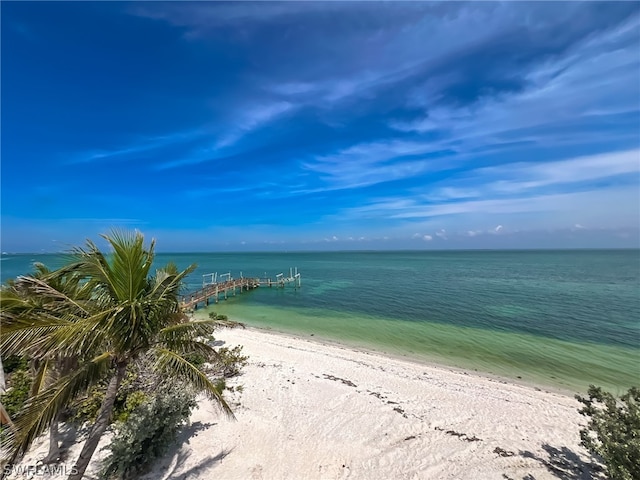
[1,1,639,252]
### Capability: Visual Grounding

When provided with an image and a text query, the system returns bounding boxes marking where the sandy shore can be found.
[9,327,600,480]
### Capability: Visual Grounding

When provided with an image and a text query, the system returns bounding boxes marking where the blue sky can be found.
[2,2,639,252]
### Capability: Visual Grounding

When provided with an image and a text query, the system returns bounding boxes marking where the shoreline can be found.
[199,300,639,395]
[196,310,602,396]
[149,326,597,479]
[227,323,581,398]
[8,326,600,480]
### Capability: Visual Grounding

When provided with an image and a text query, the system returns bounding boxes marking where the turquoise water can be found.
[2,250,639,393]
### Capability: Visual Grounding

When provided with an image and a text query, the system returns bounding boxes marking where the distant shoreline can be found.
[2,247,640,255]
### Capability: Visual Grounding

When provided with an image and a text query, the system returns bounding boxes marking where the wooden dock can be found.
[180,268,301,310]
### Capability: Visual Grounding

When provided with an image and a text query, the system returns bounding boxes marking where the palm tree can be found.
[1,263,90,463]
[1,230,232,480]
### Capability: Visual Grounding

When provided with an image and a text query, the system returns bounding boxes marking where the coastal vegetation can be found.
[0,230,238,479]
[99,382,197,480]
[576,386,640,480]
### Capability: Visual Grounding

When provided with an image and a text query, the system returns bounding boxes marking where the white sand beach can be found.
[10,327,600,480]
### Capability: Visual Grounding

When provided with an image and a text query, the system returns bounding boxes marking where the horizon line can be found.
[3,247,639,256]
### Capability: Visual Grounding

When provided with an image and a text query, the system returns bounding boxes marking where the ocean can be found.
[2,250,639,394]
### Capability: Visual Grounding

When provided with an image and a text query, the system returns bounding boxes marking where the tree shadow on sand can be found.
[163,449,233,479]
[520,444,606,480]
[175,420,216,446]
[139,421,233,479]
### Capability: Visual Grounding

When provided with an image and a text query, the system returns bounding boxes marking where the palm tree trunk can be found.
[68,362,127,480]
[0,355,6,394]
[43,414,61,463]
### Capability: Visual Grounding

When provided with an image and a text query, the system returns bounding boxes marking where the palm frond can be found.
[0,290,35,317]
[3,351,113,462]
[29,359,51,397]
[1,316,76,357]
[159,319,218,342]
[147,267,195,314]
[33,311,114,359]
[152,348,233,418]
[101,230,154,302]
[159,338,220,361]
[9,275,90,316]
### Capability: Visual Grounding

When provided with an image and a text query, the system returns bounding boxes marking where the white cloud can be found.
[495,225,503,232]
[216,101,293,148]
[73,129,204,165]
[336,182,639,236]
[480,149,640,195]
[423,234,433,241]
[390,15,640,159]
[302,139,451,191]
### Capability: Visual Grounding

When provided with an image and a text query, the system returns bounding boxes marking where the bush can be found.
[208,311,228,321]
[0,369,32,417]
[100,383,197,480]
[216,345,248,378]
[2,355,28,374]
[71,384,106,425]
[576,385,640,480]
[184,351,207,368]
[71,363,153,426]
[213,378,226,395]
[113,390,147,424]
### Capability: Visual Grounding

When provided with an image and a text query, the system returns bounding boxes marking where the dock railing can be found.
[180,268,301,310]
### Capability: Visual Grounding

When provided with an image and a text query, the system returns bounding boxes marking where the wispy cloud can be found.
[334,149,640,234]
[70,129,205,165]
[345,186,639,225]
[301,140,453,191]
[3,2,639,250]
[215,101,293,148]
[390,13,640,154]
[427,149,640,200]
[479,149,640,194]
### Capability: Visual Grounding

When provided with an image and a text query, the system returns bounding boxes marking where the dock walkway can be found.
[180,269,301,310]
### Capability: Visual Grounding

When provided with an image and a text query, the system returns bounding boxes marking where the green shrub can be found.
[71,384,106,425]
[214,378,226,395]
[71,364,152,426]
[184,351,207,367]
[2,355,28,374]
[0,369,32,417]
[208,311,228,321]
[113,390,147,423]
[100,383,197,480]
[576,385,640,480]
[216,345,248,378]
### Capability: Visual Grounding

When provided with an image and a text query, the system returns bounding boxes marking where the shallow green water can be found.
[204,301,638,394]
